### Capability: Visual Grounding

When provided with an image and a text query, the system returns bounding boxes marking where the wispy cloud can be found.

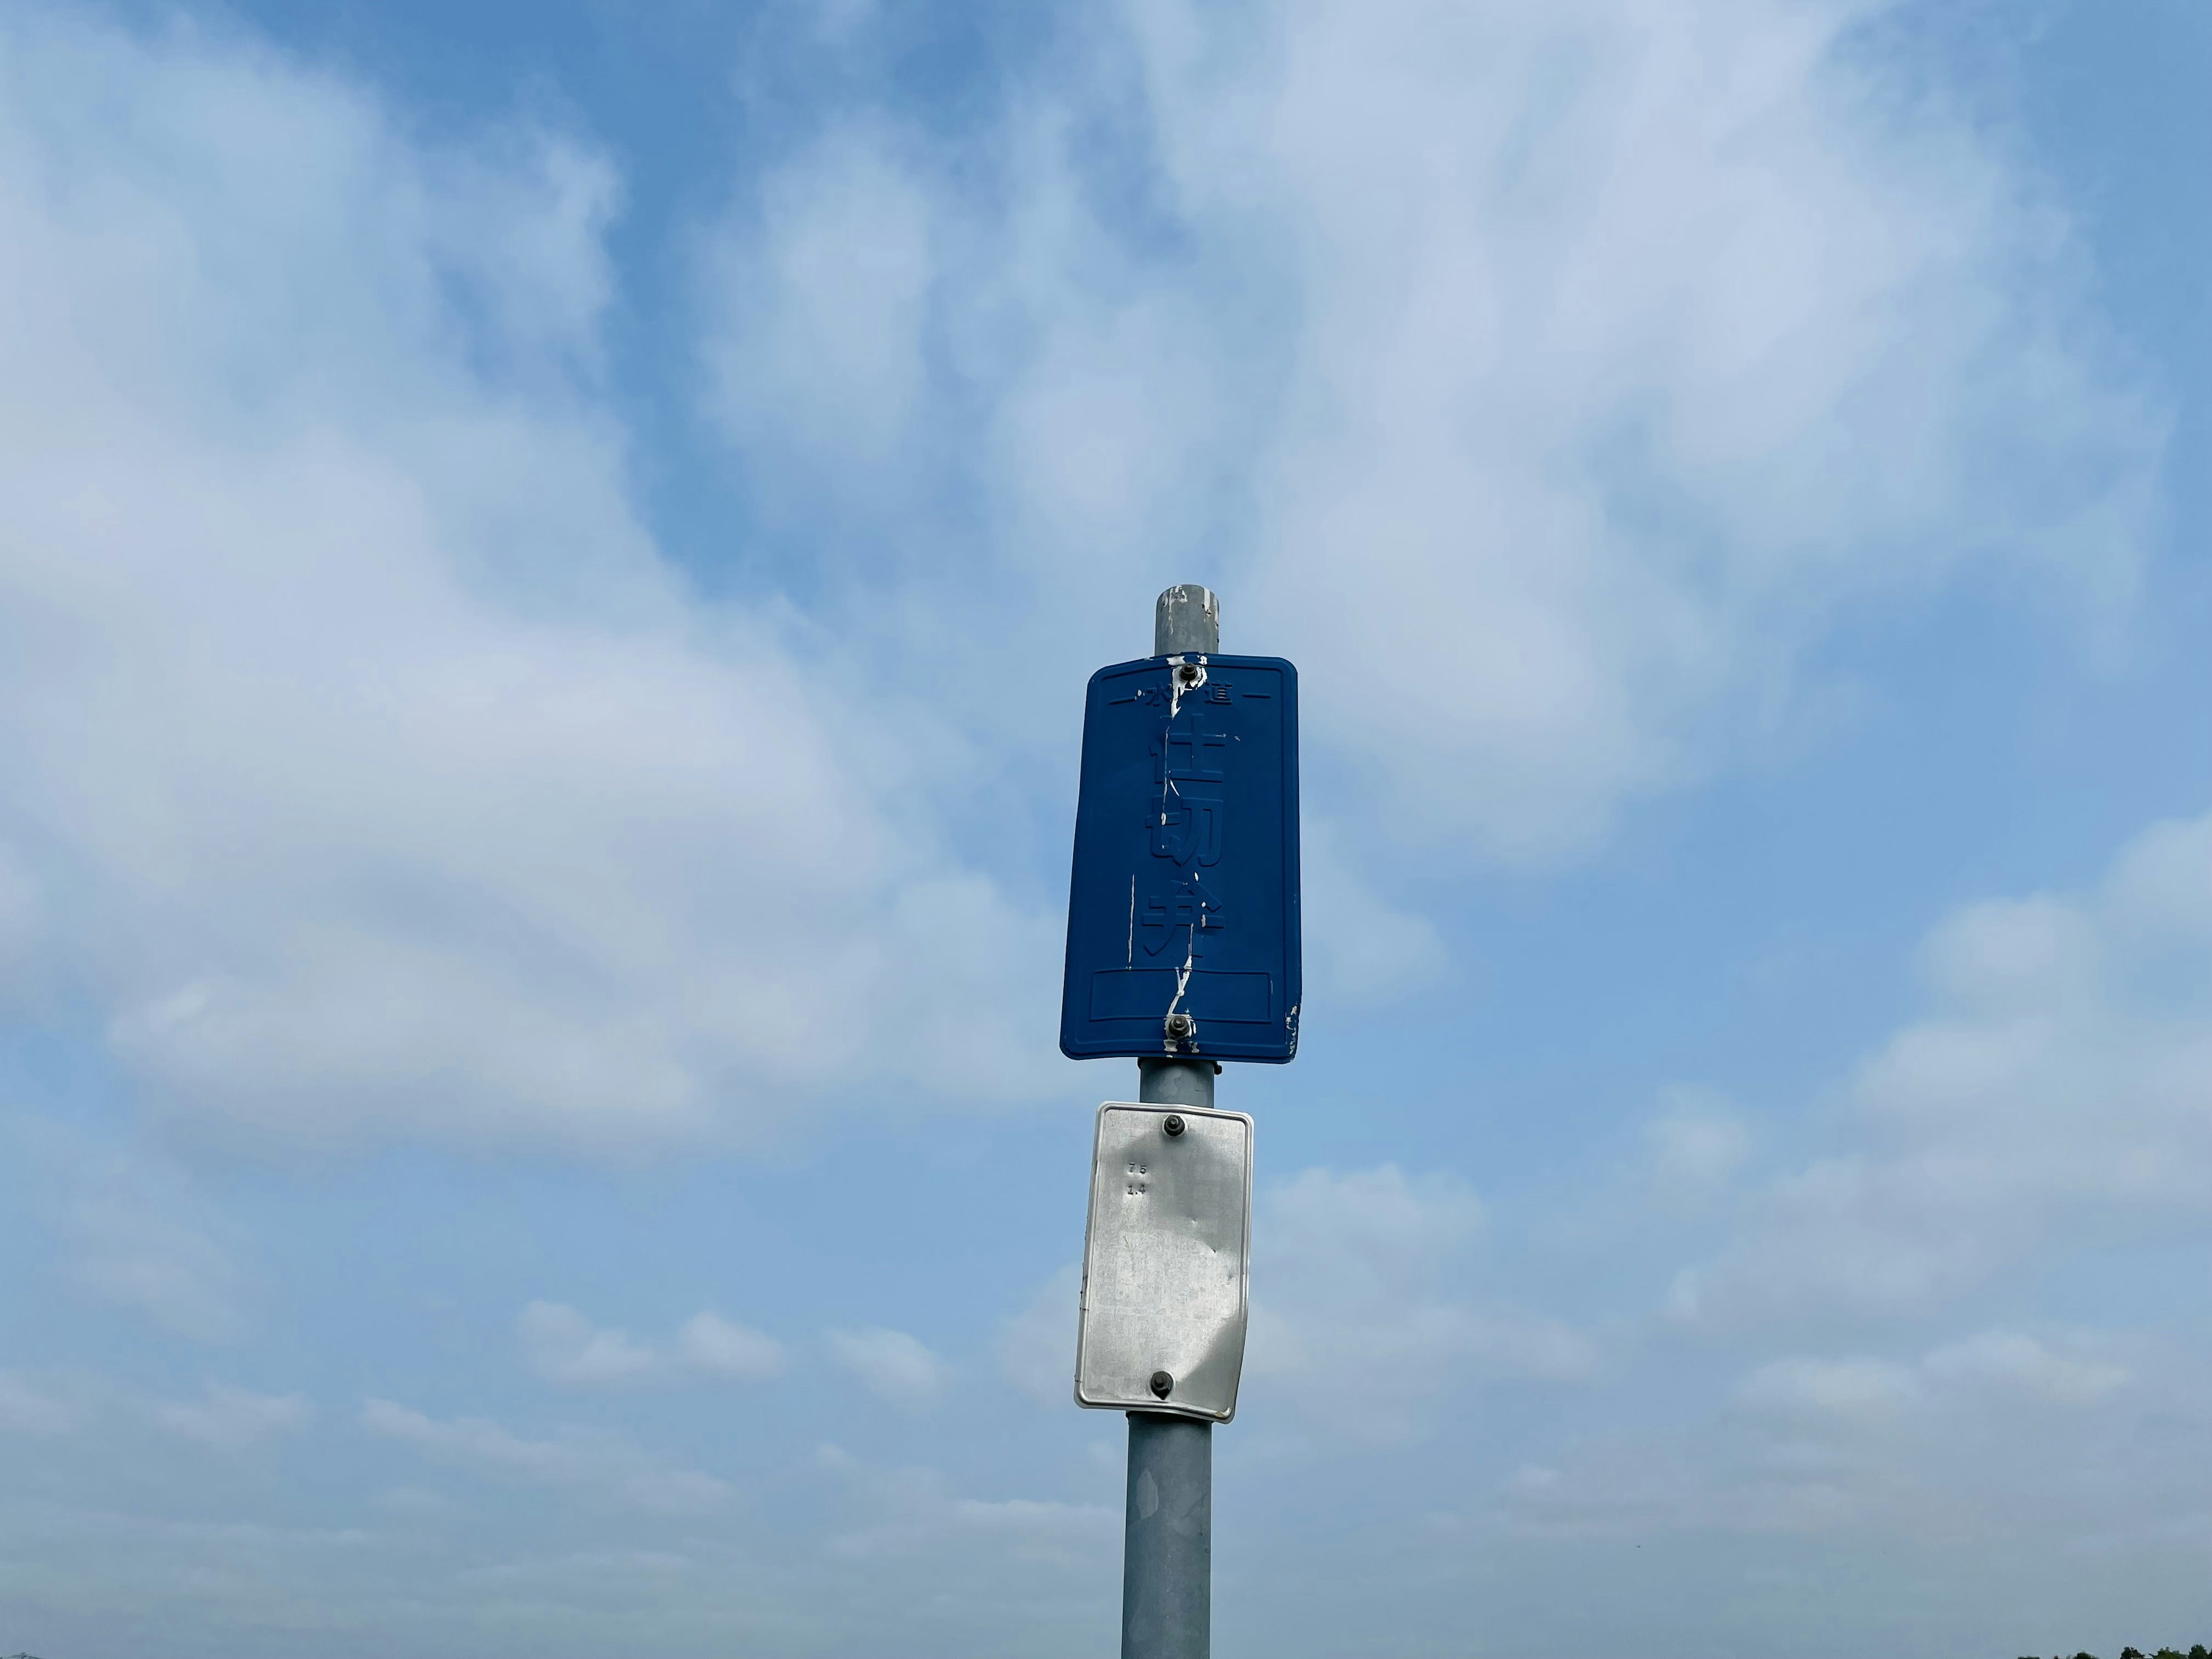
[1248,1165,1593,1437]
[995,1264,1080,1407]
[814,1441,1114,1562]
[828,1327,950,1411]
[0,8,1059,1162]
[517,1301,786,1387]
[149,1382,313,1450]
[1668,809,2212,1325]
[360,1398,729,1513]
[695,0,2163,865]
[0,1369,80,1437]
[1,1368,310,1451]
[9,1118,255,1344]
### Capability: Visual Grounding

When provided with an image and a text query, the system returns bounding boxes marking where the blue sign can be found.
[1060,654,1301,1064]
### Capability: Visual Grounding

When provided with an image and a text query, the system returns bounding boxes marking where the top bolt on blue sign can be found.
[1060,651,1301,1064]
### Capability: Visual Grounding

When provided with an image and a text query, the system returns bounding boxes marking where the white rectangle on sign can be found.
[1075,1101,1253,1422]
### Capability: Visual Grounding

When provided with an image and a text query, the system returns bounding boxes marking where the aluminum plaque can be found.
[1075,1101,1253,1422]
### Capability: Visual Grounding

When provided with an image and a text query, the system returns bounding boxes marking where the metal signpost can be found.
[1062,585,1300,1659]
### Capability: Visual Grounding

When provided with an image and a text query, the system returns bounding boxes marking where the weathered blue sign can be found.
[1061,654,1300,1064]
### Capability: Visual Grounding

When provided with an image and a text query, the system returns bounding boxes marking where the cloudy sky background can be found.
[0,0,2206,1654]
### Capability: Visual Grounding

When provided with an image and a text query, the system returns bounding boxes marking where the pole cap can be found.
[1154,585,1219,657]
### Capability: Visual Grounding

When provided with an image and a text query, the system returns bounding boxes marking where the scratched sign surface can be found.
[1060,654,1300,1063]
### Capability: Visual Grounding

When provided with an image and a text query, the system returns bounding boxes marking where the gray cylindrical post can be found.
[1154,584,1219,658]
[1140,581,1221,1136]
[1123,583,1223,1659]
[1123,1410,1211,1659]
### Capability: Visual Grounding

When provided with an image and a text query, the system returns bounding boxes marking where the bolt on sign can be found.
[1075,1103,1253,1421]
[1059,653,1301,1063]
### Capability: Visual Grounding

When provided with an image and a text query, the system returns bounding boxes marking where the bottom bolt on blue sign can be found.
[1060,653,1300,1064]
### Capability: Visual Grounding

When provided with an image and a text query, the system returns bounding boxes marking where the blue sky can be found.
[0,1,2206,1656]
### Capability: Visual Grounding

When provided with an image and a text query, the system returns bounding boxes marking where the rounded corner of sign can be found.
[1218,1046,1297,1066]
[1073,1378,1136,1413]
[1164,1399,1236,1425]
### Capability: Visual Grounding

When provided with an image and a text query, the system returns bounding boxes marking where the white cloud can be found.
[1493,816,2199,1560]
[696,0,2162,866]
[1502,1325,2165,1546]
[1300,823,1449,1010]
[1272,1163,1488,1265]
[699,125,938,479]
[1671,808,2212,1325]
[2,0,2161,1163]
[149,1382,313,1450]
[678,1311,788,1381]
[0,840,41,1001]
[828,1327,949,1411]
[995,1263,1080,1407]
[814,1441,1115,1563]
[1920,1329,2127,1406]
[1737,1354,1921,1420]
[70,1185,249,1344]
[1645,1087,1752,1213]
[0,8,1060,1158]
[14,1122,256,1344]
[1249,1165,1592,1435]
[0,1369,78,1437]
[1157,0,2157,857]
[360,1397,728,1513]
[517,1302,663,1387]
[517,1301,785,1387]
[1,1367,311,1452]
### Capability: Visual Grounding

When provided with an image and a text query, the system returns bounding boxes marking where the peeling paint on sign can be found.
[1061,654,1300,1065]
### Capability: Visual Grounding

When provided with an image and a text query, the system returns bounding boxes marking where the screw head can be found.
[1163,1115,1185,1137]
[1164,1012,1195,1041]
[1149,1370,1174,1399]
[1175,662,1202,687]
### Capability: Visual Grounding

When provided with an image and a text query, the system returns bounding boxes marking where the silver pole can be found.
[1154,583,1218,662]
[1123,585,1221,1659]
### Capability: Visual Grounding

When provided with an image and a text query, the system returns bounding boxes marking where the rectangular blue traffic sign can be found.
[1060,654,1300,1063]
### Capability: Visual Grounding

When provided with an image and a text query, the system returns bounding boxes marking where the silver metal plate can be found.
[1075,1101,1253,1422]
